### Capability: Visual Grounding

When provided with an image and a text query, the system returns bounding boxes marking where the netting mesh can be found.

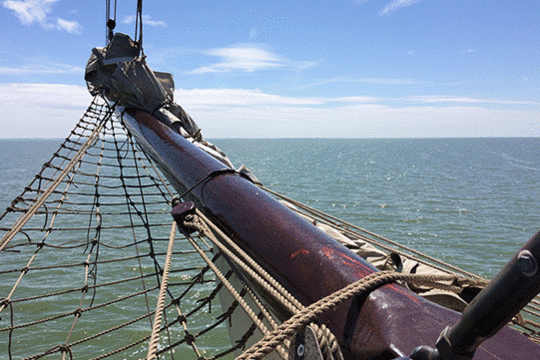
[3,96,540,360]
[0,97,256,359]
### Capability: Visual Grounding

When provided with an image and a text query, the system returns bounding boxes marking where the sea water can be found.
[1,138,539,278]
[213,137,540,278]
[0,137,539,357]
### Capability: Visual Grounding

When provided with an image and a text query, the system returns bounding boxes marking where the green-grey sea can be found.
[0,137,539,358]
[1,137,539,278]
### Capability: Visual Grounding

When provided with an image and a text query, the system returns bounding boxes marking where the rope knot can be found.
[184,333,195,345]
[73,307,83,317]
[58,344,71,354]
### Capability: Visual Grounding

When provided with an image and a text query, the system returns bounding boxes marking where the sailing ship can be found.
[2,4,540,360]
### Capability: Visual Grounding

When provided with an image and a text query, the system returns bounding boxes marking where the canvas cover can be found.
[85,33,200,137]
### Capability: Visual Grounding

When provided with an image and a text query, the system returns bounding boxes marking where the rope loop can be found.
[237,271,462,360]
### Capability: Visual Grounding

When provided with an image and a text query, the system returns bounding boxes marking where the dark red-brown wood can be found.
[123,109,540,359]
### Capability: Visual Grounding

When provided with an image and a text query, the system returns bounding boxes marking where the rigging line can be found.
[106,0,117,44]
[262,184,484,280]
[105,0,109,43]
[0,98,113,252]
[183,227,274,337]
[147,221,176,360]
[177,168,237,200]
[134,0,143,50]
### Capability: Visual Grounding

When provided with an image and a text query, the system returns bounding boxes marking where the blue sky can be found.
[1,0,539,138]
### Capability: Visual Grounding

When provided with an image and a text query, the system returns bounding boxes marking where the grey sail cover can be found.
[84,33,200,137]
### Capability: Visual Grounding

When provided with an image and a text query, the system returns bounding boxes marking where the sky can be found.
[0,0,539,138]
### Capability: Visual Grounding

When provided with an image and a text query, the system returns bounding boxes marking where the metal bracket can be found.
[171,201,197,234]
[288,325,324,360]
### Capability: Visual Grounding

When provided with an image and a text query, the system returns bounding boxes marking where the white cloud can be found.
[0,83,91,138]
[122,15,167,27]
[190,45,286,74]
[0,64,84,75]
[56,18,81,34]
[174,88,540,138]
[3,0,82,33]
[380,0,422,15]
[1,84,538,139]
[297,77,429,90]
[3,0,56,25]
[407,95,539,106]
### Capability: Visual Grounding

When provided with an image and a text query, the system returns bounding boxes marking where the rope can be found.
[147,221,177,360]
[135,0,143,50]
[0,98,113,252]
[186,211,342,360]
[0,96,242,359]
[181,224,289,358]
[237,271,460,360]
[2,93,540,360]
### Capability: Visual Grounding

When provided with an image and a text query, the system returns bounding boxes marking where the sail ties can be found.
[172,206,474,360]
[172,207,343,360]
[238,271,467,360]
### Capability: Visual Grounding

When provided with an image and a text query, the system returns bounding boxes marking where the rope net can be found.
[0,96,258,359]
[2,96,540,360]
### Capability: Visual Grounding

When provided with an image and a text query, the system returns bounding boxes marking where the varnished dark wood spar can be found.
[122,109,540,359]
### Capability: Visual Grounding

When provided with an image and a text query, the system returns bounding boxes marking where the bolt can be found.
[297,343,305,357]
[517,250,538,277]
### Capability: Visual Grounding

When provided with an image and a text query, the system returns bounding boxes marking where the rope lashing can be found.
[237,271,463,360]
[181,210,344,360]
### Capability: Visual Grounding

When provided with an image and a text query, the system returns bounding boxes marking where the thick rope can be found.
[146,221,177,360]
[188,212,343,360]
[237,271,460,360]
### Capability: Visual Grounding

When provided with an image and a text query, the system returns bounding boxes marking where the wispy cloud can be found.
[55,18,81,33]
[0,83,538,138]
[190,44,286,74]
[175,88,540,138]
[122,15,167,27]
[380,0,422,15]
[407,95,539,106]
[3,0,82,34]
[0,63,84,75]
[296,77,430,90]
[0,83,90,138]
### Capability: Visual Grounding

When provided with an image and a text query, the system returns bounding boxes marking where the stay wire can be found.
[105,0,117,44]
[135,0,143,51]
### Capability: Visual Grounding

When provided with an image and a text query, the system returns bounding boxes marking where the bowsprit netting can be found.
[0,96,259,359]
[3,96,540,360]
